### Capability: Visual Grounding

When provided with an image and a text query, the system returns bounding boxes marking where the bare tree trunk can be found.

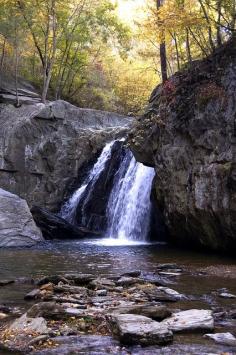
[186,28,192,63]
[171,32,180,71]
[0,37,6,73]
[216,0,222,46]
[14,15,20,107]
[188,27,209,57]
[157,0,168,82]
[198,0,215,51]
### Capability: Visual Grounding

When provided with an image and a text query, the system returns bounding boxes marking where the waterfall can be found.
[61,140,155,243]
[60,140,116,224]
[106,151,155,242]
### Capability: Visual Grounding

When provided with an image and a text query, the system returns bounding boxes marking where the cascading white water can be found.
[61,140,155,244]
[60,140,116,224]
[106,151,155,242]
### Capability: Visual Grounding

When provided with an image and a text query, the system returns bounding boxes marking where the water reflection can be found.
[0,240,236,307]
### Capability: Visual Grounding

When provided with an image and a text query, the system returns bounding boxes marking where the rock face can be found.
[0,100,131,211]
[130,40,236,252]
[0,188,43,247]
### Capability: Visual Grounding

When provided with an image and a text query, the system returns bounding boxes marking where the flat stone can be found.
[158,272,182,277]
[24,288,41,300]
[157,286,184,299]
[10,313,49,334]
[0,312,8,319]
[96,289,108,296]
[116,276,142,287]
[121,271,141,277]
[108,313,173,345]
[161,309,214,332]
[91,296,113,304]
[219,292,236,299]
[54,284,88,295]
[64,308,85,317]
[27,302,68,320]
[89,278,116,290]
[108,304,172,320]
[31,335,121,354]
[37,275,69,286]
[143,285,178,302]
[0,279,14,286]
[64,273,95,285]
[157,263,180,270]
[204,332,236,346]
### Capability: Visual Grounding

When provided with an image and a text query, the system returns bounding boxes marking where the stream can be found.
[0,241,236,354]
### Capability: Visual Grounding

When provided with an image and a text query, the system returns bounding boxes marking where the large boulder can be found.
[0,188,43,247]
[130,40,236,252]
[0,100,132,211]
[107,313,173,346]
[31,206,98,239]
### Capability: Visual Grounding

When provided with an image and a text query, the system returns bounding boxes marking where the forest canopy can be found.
[0,0,235,114]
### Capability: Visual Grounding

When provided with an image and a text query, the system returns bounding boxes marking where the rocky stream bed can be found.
[0,242,235,354]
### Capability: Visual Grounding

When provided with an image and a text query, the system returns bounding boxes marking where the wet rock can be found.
[108,313,173,345]
[0,305,11,313]
[24,288,42,300]
[31,335,121,355]
[156,263,180,270]
[143,285,178,302]
[10,313,49,334]
[89,277,116,290]
[52,295,87,305]
[91,296,113,304]
[219,292,236,299]
[64,308,85,317]
[161,309,214,332]
[15,277,35,284]
[27,302,68,320]
[54,284,88,296]
[158,271,182,277]
[142,274,174,286]
[0,279,14,286]
[0,312,8,320]
[0,313,49,353]
[204,332,236,346]
[37,275,69,286]
[64,273,95,285]
[228,309,236,319]
[121,271,141,277]
[28,334,49,347]
[116,276,142,287]
[31,206,92,240]
[114,286,124,293]
[0,188,43,247]
[131,343,236,354]
[108,304,172,321]
[96,289,108,296]
[157,286,185,299]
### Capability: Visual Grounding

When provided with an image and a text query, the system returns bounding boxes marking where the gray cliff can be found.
[130,41,236,252]
[0,100,131,211]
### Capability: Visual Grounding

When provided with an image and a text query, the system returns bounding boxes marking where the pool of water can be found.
[0,239,236,354]
[0,239,236,307]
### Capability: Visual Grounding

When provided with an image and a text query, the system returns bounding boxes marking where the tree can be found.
[156,0,168,82]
